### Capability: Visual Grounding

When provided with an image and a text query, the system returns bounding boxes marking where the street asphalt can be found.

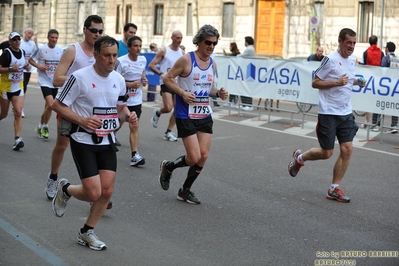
[0,77,398,266]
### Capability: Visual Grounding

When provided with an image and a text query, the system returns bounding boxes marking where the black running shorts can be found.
[176,116,213,138]
[316,114,359,150]
[70,138,117,179]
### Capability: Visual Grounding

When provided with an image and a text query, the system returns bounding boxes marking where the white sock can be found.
[38,123,43,128]
[298,154,304,163]
[330,184,339,191]
[43,124,48,127]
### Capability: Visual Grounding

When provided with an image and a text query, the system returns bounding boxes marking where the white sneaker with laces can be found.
[241,106,254,111]
[372,126,380,132]
[163,132,178,142]
[151,109,159,128]
[387,126,398,134]
[52,178,71,217]
[12,137,24,151]
[77,229,107,251]
[45,173,57,200]
[130,152,146,166]
[22,109,25,118]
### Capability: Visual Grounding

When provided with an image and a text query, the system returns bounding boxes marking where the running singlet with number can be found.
[0,48,26,93]
[66,43,95,77]
[56,65,126,145]
[31,43,64,88]
[175,51,214,120]
[115,55,147,106]
[314,50,356,116]
[159,46,183,85]
[20,39,37,73]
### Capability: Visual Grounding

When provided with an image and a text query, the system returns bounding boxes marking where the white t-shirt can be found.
[56,65,126,145]
[31,43,64,88]
[115,55,147,106]
[314,50,357,115]
[20,39,37,73]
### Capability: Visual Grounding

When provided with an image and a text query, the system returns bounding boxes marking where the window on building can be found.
[13,4,24,34]
[186,3,193,36]
[116,4,122,34]
[91,1,98,15]
[358,2,374,43]
[77,1,85,34]
[222,2,234,38]
[0,5,5,32]
[32,3,39,30]
[154,4,163,35]
[125,5,132,24]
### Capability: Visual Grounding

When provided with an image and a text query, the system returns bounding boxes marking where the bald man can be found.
[149,30,183,142]
[20,28,38,117]
[307,46,324,61]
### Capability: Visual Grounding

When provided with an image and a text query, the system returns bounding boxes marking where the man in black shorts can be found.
[29,29,63,139]
[288,28,366,203]
[51,36,137,250]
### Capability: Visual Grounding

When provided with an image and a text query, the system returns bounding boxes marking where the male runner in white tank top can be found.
[44,15,103,201]
[149,30,183,142]
[158,25,228,204]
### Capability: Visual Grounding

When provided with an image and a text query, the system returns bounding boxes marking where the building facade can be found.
[1,0,398,60]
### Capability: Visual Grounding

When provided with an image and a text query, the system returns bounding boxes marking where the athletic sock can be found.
[38,123,43,128]
[330,184,339,191]
[298,154,304,163]
[183,164,203,190]
[62,183,71,197]
[80,224,94,234]
[132,151,137,157]
[166,155,188,172]
[165,129,171,134]
[49,173,58,181]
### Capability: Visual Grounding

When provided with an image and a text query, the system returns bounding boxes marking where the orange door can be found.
[256,0,285,56]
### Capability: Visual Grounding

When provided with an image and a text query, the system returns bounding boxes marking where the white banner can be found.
[214,56,399,116]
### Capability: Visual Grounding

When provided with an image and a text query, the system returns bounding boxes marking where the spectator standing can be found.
[288,28,366,203]
[361,35,384,129]
[29,29,64,139]
[307,46,324,61]
[237,36,255,111]
[118,23,137,57]
[223,42,240,108]
[147,42,158,102]
[380,41,398,134]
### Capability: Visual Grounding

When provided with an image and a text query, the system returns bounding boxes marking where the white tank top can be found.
[0,48,26,93]
[159,46,183,85]
[66,43,95,76]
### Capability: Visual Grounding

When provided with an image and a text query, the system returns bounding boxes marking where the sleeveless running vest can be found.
[66,43,95,76]
[175,51,214,119]
[0,48,26,93]
[159,46,183,85]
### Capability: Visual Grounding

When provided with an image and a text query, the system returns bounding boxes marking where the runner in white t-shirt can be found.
[288,28,366,203]
[115,36,148,166]
[29,29,64,139]
[51,36,137,251]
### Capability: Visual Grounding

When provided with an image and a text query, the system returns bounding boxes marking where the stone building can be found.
[1,0,398,60]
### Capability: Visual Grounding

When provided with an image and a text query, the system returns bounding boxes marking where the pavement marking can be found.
[0,217,69,266]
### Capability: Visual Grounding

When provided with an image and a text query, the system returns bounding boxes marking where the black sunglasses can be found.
[204,40,218,46]
[86,28,104,34]
[11,37,21,41]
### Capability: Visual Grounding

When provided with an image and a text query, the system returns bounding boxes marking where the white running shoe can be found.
[52,178,71,217]
[163,132,177,142]
[22,109,25,118]
[387,126,398,134]
[151,109,159,128]
[241,106,254,111]
[77,229,107,251]
[45,173,57,200]
[12,137,24,151]
[130,152,146,166]
[372,126,380,132]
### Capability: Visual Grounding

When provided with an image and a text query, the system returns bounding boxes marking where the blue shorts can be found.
[316,114,359,150]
